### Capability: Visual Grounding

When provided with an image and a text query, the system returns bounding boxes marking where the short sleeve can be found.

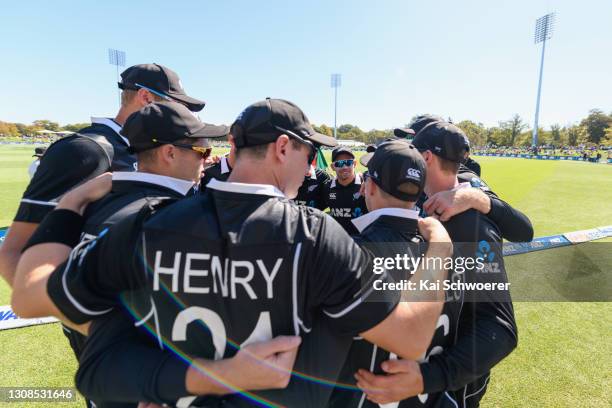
[14,136,111,223]
[307,215,400,336]
[46,211,146,324]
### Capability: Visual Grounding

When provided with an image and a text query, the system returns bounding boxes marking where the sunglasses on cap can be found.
[152,139,212,160]
[333,159,355,168]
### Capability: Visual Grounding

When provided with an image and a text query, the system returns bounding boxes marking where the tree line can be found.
[1,110,611,147]
[312,109,612,147]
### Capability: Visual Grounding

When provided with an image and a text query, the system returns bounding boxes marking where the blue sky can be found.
[1,0,610,130]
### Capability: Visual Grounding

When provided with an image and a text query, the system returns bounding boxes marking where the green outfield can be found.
[0,144,610,407]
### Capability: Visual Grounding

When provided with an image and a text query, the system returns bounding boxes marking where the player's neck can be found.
[227,161,279,189]
[425,174,458,196]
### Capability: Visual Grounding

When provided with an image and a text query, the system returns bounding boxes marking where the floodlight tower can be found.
[108,48,126,105]
[331,73,341,139]
[532,12,555,147]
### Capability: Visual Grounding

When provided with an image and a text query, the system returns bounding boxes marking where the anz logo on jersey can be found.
[330,207,353,218]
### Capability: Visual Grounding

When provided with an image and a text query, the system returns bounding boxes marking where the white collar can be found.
[352,207,419,234]
[206,179,285,198]
[331,173,362,188]
[91,117,129,146]
[220,156,231,174]
[112,171,194,196]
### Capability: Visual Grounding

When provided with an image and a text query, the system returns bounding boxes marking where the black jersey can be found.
[461,158,481,177]
[47,179,401,407]
[419,208,517,408]
[14,118,136,223]
[200,156,232,192]
[323,174,368,235]
[61,172,190,408]
[61,172,191,359]
[330,209,465,408]
[294,166,331,210]
[416,173,533,243]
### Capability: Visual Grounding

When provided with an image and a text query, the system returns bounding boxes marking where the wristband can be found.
[22,209,84,252]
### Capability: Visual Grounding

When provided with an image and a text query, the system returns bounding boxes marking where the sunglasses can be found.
[152,139,212,160]
[333,159,355,168]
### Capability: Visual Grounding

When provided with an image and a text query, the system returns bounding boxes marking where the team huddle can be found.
[0,63,534,408]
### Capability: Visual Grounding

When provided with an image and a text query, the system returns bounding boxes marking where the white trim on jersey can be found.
[322,296,363,319]
[112,171,194,196]
[61,239,113,317]
[20,198,58,207]
[351,207,420,234]
[220,156,231,174]
[463,375,490,403]
[207,179,285,198]
[357,344,379,408]
[91,117,129,146]
[445,392,459,408]
[330,173,362,189]
[291,243,311,334]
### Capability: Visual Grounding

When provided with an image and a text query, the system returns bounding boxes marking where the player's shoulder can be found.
[315,168,332,183]
[458,169,490,191]
[44,133,107,158]
[445,208,501,243]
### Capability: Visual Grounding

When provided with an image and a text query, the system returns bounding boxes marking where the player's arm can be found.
[11,174,113,325]
[359,218,451,359]
[419,226,517,394]
[314,216,451,361]
[0,136,110,286]
[358,223,517,402]
[424,187,534,242]
[76,311,301,405]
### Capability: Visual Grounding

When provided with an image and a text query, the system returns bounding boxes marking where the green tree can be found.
[456,120,487,146]
[32,120,60,131]
[62,123,90,132]
[580,109,611,144]
[550,124,562,145]
[499,114,527,146]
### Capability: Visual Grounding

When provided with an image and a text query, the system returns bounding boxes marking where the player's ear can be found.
[274,135,291,163]
[136,88,154,106]
[159,144,175,164]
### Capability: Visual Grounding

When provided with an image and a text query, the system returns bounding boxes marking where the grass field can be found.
[0,144,611,407]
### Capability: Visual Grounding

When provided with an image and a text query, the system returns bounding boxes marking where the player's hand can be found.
[424,188,491,222]
[57,172,112,215]
[355,359,424,404]
[418,217,450,243]
[187,335,301,395]
[232,335,302,390]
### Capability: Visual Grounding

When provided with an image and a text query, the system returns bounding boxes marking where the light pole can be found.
[331,73,341,139]
[108,48,126,106]
[532,12,555,147]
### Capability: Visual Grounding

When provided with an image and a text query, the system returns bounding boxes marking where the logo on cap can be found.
[406,168,421,181]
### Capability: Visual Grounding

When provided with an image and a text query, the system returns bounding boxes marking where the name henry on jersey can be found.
[152,251,284,300]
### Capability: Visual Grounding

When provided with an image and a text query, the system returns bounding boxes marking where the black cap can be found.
[33,147,47,157]
[122,101,228,153]
[394,114,445,138]
[331,146,355,162]
[118,64,206,112]
[231,98,337,148]
[412,121,469,163]
[359,139,426,201]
